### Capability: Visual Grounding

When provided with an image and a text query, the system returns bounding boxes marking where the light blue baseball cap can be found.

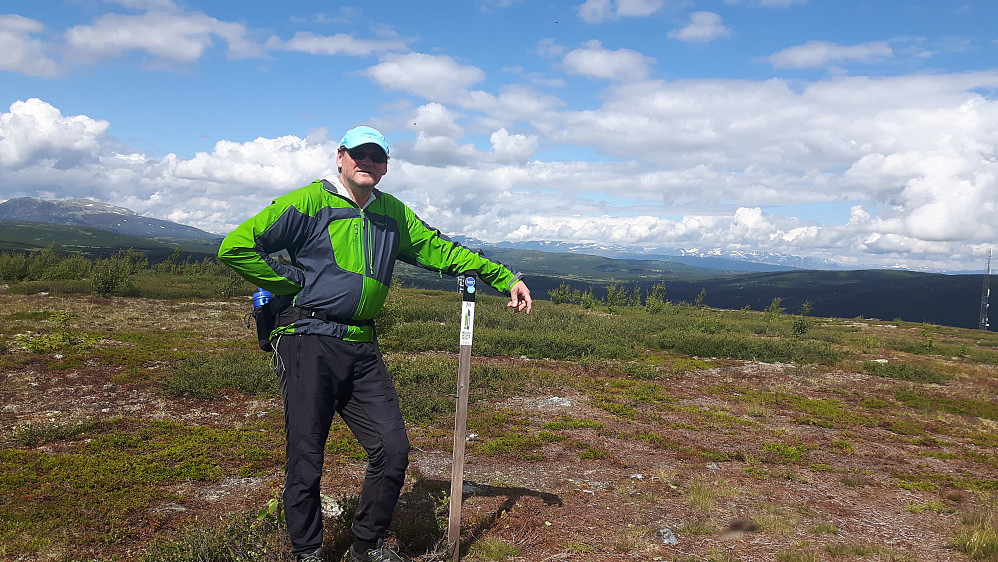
[339,126,389,156]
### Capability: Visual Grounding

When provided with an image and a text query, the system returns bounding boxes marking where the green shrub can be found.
[143,511,290,562]
[548,281,578,305]
[577,445,611,460]
[645,282,673,314]
[47,255,92,280]
[776,549,822,562]
[474,432,546,459]
[382,320,454,353]
[743,391,874,429]
[0,250,254,299]
[13,311,97,353]
[162,349,277,399]
[91,254,133,297]
[862,361,949,384]
[6,419,100,447]
[655,331,843,364]
[478,329,634,360]
[27,246,61,280]
[6,279,93,295]
[127,272,252,299]
[543,416,604,430]
[952,493,998,561]
[467,536,520,561]
[386,354,459,422]
[385,355,534,423]
[762,442,808,462]
[603,281,630,313]
[765,297,786,321]
[0,252,29,282]
[793,300,814,337]
[895,390,998,421]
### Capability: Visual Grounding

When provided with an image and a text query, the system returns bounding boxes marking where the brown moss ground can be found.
[1,292,995,561]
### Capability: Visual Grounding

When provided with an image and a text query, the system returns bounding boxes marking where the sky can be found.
[1,0,997,272]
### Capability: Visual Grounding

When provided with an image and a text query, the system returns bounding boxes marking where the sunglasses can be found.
[346,147,388,164]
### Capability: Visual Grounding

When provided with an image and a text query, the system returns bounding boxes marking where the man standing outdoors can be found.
[218,126,532,562]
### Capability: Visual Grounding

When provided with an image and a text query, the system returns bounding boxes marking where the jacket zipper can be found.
[359,208,373,277]
[356,208,370,317]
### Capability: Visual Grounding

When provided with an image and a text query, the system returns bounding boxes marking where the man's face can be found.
[337,143,388,189]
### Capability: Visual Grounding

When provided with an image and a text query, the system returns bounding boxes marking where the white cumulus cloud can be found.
[767,40,894,69]
[265,31,409,56]
[490,128,539,163]
[577,0,666,23]
[365,53,486,101]
[0,15,60,77]
[669,12,732,43]
[0,98,110,167]
[563,40,655,81]
[65,10,261,63]
[408,103,465,138]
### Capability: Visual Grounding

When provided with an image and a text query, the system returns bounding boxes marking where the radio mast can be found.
[980,249,992,331]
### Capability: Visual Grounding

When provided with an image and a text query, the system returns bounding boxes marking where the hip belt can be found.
[275,306,375,343]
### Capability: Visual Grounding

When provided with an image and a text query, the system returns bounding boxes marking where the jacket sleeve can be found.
[398,203,523,294]
[217,200,306,296]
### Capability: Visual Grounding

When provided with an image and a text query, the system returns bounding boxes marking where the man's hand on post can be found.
[508,280,532,314]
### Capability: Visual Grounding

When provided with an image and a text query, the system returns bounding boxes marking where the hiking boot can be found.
[296,546,325,561]
[341,539,409,562]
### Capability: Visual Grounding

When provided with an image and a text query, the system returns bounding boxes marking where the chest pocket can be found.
[363,211,401,286]
[322,214,365,275]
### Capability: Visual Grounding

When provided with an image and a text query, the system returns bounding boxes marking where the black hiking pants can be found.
[276,334,410,555]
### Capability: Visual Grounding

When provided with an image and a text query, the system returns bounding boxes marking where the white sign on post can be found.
[460,300,475,346]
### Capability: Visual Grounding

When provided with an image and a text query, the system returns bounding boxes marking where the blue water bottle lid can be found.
[253,288,273,308]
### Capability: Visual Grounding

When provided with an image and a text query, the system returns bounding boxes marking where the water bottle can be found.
[253,288,273,309]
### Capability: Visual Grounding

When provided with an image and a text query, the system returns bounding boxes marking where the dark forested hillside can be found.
[0,220,220,261]
[1,219,989,330]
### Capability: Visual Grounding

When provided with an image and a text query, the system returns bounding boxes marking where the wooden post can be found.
[447,274,476,561]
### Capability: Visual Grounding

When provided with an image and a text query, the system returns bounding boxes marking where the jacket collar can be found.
[322,175,379,209]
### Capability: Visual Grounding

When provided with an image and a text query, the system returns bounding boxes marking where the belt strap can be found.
[276,306,375,342]
[283,306,373,326]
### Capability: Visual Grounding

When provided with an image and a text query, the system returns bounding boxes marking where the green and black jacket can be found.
[218,178,522,342]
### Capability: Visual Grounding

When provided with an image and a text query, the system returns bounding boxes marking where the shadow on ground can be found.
[368,477,564,560]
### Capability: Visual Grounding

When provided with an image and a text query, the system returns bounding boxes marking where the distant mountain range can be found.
[0,197,991,330]
[1,197,817,273]
[0,197,221,241]
[452,237,838,272]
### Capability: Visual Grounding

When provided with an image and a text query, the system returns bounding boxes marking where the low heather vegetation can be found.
[1,250,998,560]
